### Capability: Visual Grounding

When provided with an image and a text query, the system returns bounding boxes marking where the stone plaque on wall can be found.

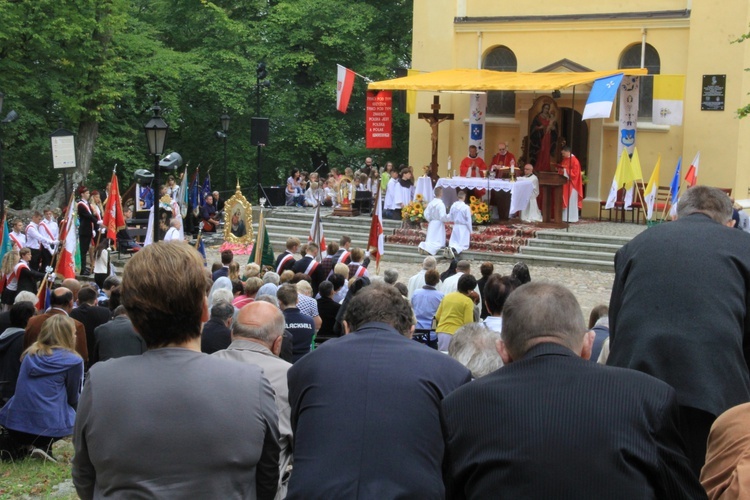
[701,75,725,111]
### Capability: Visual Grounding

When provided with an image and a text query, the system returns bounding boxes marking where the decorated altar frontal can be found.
[415,176,535,214]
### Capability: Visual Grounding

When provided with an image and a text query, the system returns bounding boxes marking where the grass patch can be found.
[0,439,76,499]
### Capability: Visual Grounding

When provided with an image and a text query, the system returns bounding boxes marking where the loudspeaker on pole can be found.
[251,117,269,146]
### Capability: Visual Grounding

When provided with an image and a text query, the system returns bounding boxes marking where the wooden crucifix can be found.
[418,95,454,182]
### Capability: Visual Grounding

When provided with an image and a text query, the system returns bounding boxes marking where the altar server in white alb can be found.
[448,191,473,257]
[520,163,543,223]
[419,186,452,256]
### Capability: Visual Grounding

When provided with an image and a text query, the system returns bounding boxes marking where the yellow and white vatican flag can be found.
[625,147,645,208]
[644,156,661,220]
[605,150,635,209]
[653,75,686,126]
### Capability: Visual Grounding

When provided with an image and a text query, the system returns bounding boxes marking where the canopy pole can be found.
[566,85,577,232]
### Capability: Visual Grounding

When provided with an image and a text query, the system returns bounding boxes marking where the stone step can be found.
[526,239,622,254]
[520,245,615,261]
[535,230,631,246]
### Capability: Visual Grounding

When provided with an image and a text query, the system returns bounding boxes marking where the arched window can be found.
[619,43,661,119]
[483,46,517,117]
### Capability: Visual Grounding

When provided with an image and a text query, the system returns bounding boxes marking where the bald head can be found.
[61,278,82,300]
[233,301,286,352]
[50,287,74,311]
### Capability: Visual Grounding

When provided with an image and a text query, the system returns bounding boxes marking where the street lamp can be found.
[255,63,270,203]
[144,102,169,243]
[220,112,230,191]
[0,92,19,221]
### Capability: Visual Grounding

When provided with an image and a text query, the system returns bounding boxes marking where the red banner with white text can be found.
[366,91,392,149]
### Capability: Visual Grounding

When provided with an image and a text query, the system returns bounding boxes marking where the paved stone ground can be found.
[203,218,648,320]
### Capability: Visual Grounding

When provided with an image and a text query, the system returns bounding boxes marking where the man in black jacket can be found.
[607,186,750,475]
[441,281,705,499]
[77,187,100,275]
[200,301,233,354]
[70,286,112,363]
[92,306,146,364]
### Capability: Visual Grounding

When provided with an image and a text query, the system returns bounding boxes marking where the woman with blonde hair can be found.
[0,250,20,309]
[228,261,241,282]
[0,315,83,461]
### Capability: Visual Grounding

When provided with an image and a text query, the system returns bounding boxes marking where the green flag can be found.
[248,211,274,268]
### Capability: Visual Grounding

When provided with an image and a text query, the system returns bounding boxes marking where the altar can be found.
[435,177,535,216]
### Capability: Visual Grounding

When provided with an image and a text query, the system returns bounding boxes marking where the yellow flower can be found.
[480,203,488,211]
[483,215,490,222]
[470,196,477,203]
[415,194,424,200]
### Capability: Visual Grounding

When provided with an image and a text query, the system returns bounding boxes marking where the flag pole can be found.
[254,208,265,267]
[52,192,76,276]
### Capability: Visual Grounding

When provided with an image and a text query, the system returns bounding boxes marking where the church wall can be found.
[410,0,750,212]
[464,0,688,18]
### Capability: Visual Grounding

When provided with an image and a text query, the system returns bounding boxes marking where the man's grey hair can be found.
[456,259,471,272]
[210,300,235,322]
[211,289,234,308]
[433,186,443,197]
[255,294,279,308]
[502,281,586,358]
[676,185,733,224]
[422,256,437,270]
[232,308,285,344]
[263,272,280,285]
[383,269,399,285]
[448,323,503,378]
[14,291,38,306]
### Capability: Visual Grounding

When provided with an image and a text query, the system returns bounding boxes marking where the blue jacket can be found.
[0,348,83,437]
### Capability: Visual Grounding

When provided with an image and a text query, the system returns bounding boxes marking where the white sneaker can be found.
[443,247,455,260]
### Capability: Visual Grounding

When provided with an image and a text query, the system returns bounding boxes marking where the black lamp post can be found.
[220,112,230,191]
[256,63,269,203]
[0,92,19,221]
[144,102,169,243]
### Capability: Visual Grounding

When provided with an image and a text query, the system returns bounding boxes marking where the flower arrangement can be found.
[402,194,426,222]
[469,196,490,225]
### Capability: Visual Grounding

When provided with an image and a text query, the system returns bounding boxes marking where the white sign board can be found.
[51,135,76,169]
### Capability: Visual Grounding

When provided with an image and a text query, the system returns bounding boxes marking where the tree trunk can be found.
[30,121,99,210]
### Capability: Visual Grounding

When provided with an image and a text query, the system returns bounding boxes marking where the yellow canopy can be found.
[368,68,649,92]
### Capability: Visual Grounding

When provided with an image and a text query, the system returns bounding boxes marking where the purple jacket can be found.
[0,348,83,436]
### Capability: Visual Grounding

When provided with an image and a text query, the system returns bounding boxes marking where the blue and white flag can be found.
[582,73,624,120]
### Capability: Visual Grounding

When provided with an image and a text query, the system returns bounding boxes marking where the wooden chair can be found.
[653,186,673,221]
[629,182,646,224]
[599,187,626,222]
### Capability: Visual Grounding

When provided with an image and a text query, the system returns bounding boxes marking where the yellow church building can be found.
[401,0,750,215]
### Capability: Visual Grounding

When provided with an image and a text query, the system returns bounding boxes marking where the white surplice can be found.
[520,174,543,223]
[448,200,473,254]
[418,198,451,255]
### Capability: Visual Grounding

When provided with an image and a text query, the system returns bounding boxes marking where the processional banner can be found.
[617,76,639,159]
[468,93,487,159]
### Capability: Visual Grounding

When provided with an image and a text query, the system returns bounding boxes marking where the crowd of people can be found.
[1,184,750,499]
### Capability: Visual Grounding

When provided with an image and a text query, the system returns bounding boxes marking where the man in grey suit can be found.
[213,301,293,499]
[287,282,471,499]
[72,242,280,500]
[91,305,146,364]
[441,281,705,499]
[607,186,750,475]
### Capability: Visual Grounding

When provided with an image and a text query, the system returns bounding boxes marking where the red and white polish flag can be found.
[337,64,355,113]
